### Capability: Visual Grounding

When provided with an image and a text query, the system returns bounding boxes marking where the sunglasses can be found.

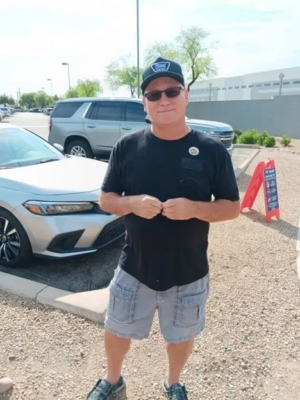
[144,86,184,102]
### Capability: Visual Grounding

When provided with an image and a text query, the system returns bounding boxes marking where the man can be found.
[87,57,240,400]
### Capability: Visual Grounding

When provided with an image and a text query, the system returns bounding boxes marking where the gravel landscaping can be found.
[1,140,300,400]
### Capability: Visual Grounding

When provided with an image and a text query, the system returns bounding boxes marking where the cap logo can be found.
[151,62,170,73]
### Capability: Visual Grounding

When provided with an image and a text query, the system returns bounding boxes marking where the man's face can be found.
[142,77,189,127]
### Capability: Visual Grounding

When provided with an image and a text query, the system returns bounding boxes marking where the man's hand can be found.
[130,195,162,219]
[162,198,195,220]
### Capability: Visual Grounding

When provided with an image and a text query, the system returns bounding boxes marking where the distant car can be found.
[44,107,53,116]
[29,108,41,113]
[48,98,234,159]
[0,110,4,121]
[0,107,9,117]
[0,123,125,267]
[14,106,24,112]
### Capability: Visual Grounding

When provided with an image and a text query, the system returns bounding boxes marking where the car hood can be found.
[0,156,108,196]
[186,118,233,131]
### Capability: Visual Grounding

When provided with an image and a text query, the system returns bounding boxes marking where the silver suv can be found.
[48,98,234,158]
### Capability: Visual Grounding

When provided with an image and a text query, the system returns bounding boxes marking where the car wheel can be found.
[0,208,32,268]
[66,140,94,158]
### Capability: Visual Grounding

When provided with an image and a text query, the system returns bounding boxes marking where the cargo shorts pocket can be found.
[174,290,208,328]
[107,282,136,324]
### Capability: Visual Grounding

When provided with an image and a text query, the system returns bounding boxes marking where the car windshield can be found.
[0,126,64,169]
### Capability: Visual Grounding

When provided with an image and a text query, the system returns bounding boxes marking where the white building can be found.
[189,66,300,101]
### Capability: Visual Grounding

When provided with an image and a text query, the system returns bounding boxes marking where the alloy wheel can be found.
[0,216,21,263]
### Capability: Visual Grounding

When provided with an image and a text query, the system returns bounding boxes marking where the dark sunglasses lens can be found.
[165,87,182,98]
[146,91,161,101]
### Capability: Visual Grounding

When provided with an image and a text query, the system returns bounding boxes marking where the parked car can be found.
[0,110,4,121]
[29,108,41,113]
[0,107,9,117]
[44,107,53,116]
[14,106,24,112]
[48,98,234,159]
[0,123,125,268]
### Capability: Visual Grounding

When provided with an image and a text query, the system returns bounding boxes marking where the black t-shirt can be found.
[101,128,239,291]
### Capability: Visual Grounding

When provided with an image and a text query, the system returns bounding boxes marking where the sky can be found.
[1,0,299,99]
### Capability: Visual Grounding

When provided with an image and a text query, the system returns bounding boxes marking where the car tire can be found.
[0,208,32,268]
[66,140,94,158]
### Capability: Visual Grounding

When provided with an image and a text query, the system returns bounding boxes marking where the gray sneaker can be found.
[163,381,188,400]
[86,376,125,400]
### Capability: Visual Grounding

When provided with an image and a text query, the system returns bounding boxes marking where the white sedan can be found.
[0,123,124,267]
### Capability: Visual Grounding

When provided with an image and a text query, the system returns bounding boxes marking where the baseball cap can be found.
[141,57,185,94]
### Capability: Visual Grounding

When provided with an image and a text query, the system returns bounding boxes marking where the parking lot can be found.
[0,113,256,293]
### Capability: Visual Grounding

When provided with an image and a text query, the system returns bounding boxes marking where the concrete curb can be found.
[0,271,108,323]
[0,148,260,323]
[234,144,261,149]
[235,149,260,179]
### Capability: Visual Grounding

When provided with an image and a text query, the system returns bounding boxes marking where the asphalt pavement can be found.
[0,113,259,294]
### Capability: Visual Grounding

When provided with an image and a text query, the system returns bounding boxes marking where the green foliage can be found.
[143,26,216,91]
[237,131,257,144]
[263,135,276,147]
[19,93,36,109]
[234,129,243,136]
[76,79,102,97]
[280,135,292,147]
[236,129,276,147]
[0,94,15,105]
[34,91,53,108]
[254,130,269,145]
[106,55,141,97]
[65,87,79,99]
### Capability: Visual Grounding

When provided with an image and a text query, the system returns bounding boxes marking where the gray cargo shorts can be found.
[104,266,209,343]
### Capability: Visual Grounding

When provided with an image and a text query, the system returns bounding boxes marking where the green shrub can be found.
[280,135,291,147]
[234,129,243,136]
[255,130,269,146]
[237,131,257,144]
[263,135,276,147]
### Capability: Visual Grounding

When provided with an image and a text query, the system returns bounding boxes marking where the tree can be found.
[19,93,36,109]
[76,79,102,97]
[0,94,15,105]
[106,56,141,97]
[65,87,79,99]
[34,91,53,108]
[144,26,216,91]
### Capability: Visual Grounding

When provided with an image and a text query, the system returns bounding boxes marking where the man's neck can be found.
[151,123,191,140]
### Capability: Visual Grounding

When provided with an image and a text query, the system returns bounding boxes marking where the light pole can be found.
[47,78,53,97]
[278,73,284,96]
[62,62,71,90]
[209,82,212,101]
[136,0,140,98]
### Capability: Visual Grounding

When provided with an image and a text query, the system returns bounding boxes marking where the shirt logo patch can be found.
[188,147,199,156]
[151,62,170,73]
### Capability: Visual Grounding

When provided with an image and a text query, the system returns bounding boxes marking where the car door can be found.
[120,101,148,137]
[83,101,125,153]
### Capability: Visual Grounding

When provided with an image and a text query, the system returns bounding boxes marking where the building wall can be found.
[189,66,300,101]
[186,95,300,139]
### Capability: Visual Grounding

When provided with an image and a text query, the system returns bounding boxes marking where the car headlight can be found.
[23,201,94,215]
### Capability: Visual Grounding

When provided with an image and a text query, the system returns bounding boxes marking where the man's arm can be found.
[100,192,162,219]
[162,198,240,222]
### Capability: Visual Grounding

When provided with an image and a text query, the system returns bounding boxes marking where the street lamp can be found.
[62,62,71,90]
[278,73,284,96]
[136,0,140,98]
[47,78,53,97]
[209,82,213,101]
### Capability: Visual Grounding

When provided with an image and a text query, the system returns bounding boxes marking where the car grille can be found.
[93,218,125,249]
[219,131,233,148]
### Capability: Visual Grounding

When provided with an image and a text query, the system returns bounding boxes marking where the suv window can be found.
[88,101,124,121]
[52,102,84,118]
[126,102,146,122]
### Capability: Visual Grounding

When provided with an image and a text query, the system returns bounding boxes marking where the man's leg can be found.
[104,330,131,384]
[166,339,194,386]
